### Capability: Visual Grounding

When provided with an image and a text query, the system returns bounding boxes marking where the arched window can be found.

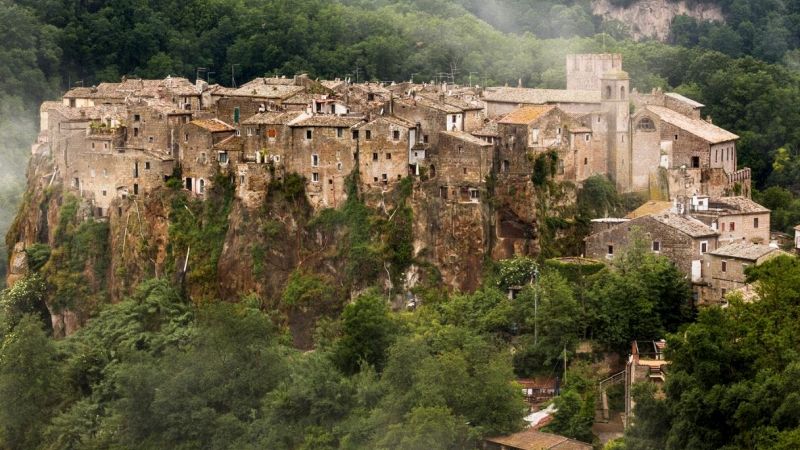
[620,86,626,99]
[430,165,436,178]
[199,178,205,194]
[637,117,656,132]
[605,86,612,100]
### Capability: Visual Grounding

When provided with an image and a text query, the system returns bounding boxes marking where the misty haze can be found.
[2,1,800,449]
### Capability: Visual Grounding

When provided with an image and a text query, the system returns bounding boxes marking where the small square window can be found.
[652,241,660,252]
[386,153,392,160]
[423,135,429,144]
[306,129,313,140]
[312,172,319,182]
[148,136,154,143]
[337,128,344,138]
[372,153,378,161]
[328,179,333,185]
[134,114,140,122]
[608,245,614,255]
[145,162,151,170]
[268,128,277,138]
[102,190,107,196]
[352,130,359,139]
[393,130,400,140]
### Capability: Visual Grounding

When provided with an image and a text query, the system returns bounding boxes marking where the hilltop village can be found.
[26,54,793,306]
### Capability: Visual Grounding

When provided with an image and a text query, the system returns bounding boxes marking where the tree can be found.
[545,389,594,443]
[333,291,396,374]
[0,315,63,450]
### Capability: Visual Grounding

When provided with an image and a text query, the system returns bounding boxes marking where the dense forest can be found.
[4,0,800,448]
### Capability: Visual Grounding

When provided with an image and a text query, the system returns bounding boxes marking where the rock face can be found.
[592,0,725,41]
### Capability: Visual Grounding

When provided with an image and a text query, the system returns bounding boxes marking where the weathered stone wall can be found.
[286,126,356,208]
[358,119,411,189]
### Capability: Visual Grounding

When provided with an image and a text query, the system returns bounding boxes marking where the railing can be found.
[727,167,751,183]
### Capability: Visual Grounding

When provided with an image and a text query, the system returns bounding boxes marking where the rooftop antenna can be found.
[231,64,240,88]
[196,67,208,82]
[354,66,360,84]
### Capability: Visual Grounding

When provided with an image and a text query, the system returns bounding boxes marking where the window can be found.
[337,162,343,171]
[219,152,229,164]
[352,130,359,139]
[367,93,375,101]
[184,133,189,142]
[620,86,626,99]
[247,127,254,137]
[393,130,400,141]
[365,130,372,140]
[148,136,154,143]
[721,222,726,232]
[423,135,429,144]
[198,179,204,194]
[691,156,700,168]
[134,128,139,137]
[311,154,319,167]
[652,241,661,252]
[584,157,588,165]
[605,86,612,99]
[386,153,391,160]
[701,241,708,254]
[312,172,319,182]
[382,174,388,182]
[328,179,333,185]
[134,114,140,122]
[608,245,614,255]
[133,183,139,195]
[730,222,735,232]
[267,128,277,139]
[585,134,590,142]
[754,217,759,228]
[145,162,150,170]
[372,153,378,161]
[721,261,727,273]
[104,142,108,149]
[463,168,467,174]
[233,107,240,124]
[102,190,107,196]
[470,189,479,200]
[502,160,510,173]
[557,160,564,175]
[306,129,312,140]
[674,134,678,140]
[337,128,344,138]
[91,142,95,149]
[637,117,656,131]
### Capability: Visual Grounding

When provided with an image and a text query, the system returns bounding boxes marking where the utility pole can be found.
[533,266,540,346]
[354,66,360,84]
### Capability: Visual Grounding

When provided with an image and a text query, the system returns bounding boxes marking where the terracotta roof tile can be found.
[242,111,306,125]
[647,105,738,144]
[291,115,365,128]
[191,118,234,132]
[710,242,782,261]
[483,87,601,105]
[499,106,555,125]
[484,429,592,450]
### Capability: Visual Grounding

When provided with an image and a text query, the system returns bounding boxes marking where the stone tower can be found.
[601,69,631,191]
[566,54,623,91]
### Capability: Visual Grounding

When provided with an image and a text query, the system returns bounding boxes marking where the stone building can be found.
[702,242,787,304]
[686,195,770,245]
[584,212,719,284]
[496,105,594,183]
[354,115,415,189]
[429,130,493,203]
[566,53,624,91]
[179,118,236,195]
[393,94,465,149]
[286,115,365,209]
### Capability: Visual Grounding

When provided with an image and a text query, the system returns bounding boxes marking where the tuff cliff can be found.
[592,0,725,41]
[7,152,584,342]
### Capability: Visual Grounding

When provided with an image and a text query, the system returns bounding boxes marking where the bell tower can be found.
[601,69,631,191]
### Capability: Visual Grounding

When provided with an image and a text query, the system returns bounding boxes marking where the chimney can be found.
[518,78,523,88]
[706,115,713,124]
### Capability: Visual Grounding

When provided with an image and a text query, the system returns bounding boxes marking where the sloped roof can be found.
[282,92,315,105]
[229,83,304,99]
[321,80,346,90]
[666,92,704,108]
[647,105,738,144]
[417,92,483,111]
[650,212,718,238]
[240,77,295,87]
[710,242,781,261]
[626,201,672,219]
[483,87,601,105]
[191,118,234,132]
[441,130,493,146]
[708,196,769,215]
[363,115,416,128]
[499,106,555,125]
[484,428,592,450]
[291,115,364,128]
[472,120,499,137]
[214,135,242,151]
[409,95,463,113]
[242,111,305,125]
